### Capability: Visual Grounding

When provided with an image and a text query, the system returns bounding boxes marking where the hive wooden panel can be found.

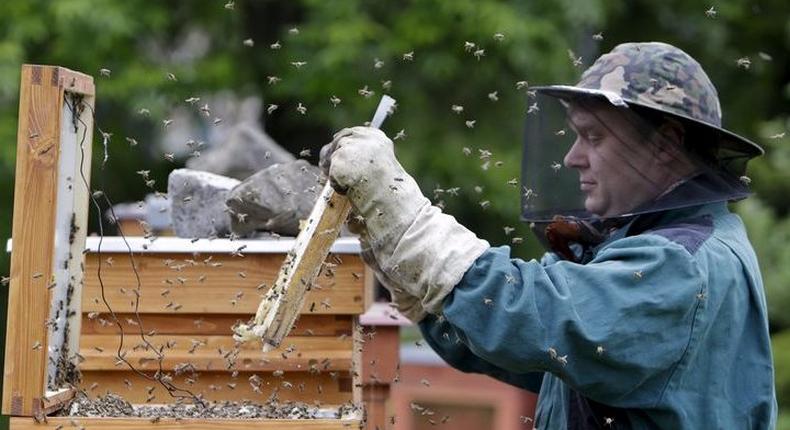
[80,371,353,404]
[82,252,366,315]
[10,417,362,429]
[79,334,353,372]
[80,314,354,337]
[3,64,95,417]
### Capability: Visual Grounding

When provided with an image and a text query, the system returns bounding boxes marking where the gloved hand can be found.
[323,137,427,322]
[320,126,489,316]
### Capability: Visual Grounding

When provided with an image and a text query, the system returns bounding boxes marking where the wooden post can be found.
[2,65,94,417]
[360,303,410,430]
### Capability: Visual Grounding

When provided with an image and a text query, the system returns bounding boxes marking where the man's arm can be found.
[418,313,544,393]
[432,236,705,408]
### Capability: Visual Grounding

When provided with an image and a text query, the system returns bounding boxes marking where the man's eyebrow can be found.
[566,117,592,133]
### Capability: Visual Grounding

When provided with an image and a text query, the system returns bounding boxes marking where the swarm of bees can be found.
[48,3,781,423]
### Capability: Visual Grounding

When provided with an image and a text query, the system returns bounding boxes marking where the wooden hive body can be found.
[3,64,390,430]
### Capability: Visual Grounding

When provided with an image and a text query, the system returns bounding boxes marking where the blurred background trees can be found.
[0,0,788,424]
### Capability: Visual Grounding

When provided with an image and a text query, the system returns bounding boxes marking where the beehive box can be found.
[2,64,392,429]
[7,236,373,429]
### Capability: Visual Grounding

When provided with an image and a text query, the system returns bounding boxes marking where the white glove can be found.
[358,235,427,322]
[323,126,489,315]
[323,143,426,321]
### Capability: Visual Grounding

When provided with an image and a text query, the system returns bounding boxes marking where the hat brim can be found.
[533,85,765,164]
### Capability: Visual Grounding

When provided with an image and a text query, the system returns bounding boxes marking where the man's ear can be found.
[652,119,685,164]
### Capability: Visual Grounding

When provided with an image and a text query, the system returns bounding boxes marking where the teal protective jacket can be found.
[420,202,777,429]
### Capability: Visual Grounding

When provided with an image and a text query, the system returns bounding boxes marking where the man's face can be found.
[563,102,669,217]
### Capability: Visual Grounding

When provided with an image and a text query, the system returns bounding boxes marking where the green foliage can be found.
[734,198,790,330]
[773,330,790,410]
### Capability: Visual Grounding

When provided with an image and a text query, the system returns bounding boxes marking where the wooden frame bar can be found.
[10,417,361,429]
[2,65,94,417]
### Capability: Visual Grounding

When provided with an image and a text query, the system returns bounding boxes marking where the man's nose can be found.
[563,139,588,169]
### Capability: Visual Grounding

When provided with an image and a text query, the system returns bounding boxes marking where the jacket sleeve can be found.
[424,235,706,407]
[418,314,544,393]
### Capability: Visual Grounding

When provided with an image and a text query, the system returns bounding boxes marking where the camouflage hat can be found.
[534,42,763,175]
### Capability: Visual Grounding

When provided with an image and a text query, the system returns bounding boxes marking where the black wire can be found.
[65,94,206,408]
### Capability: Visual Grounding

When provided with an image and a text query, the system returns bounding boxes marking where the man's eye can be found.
[586,134,602,143]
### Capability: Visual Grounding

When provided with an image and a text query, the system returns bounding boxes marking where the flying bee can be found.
[296,103,307,115]
[267,104,279,114]
[270,41,281,49]
[465,120,476,128]
[592,32,604,41]
[451,105,464,114]
[99,68,111,77]
[243,38,254,47]
[394,129,407,140]
[166,72,177,81]
[329,96,341,107]
[705,6,717,17]
[358,86,375,98]
[488,91,499,102]
[291,61,307,69]
[493,32,505,41]
[402,51,414,61]
[473,48,485,60]
[568,49,583,67]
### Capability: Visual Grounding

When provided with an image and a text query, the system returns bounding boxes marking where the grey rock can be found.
[226,160,325,237]
[144,193,172,231]
[168,169,240,238]
[186,123,294,180]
